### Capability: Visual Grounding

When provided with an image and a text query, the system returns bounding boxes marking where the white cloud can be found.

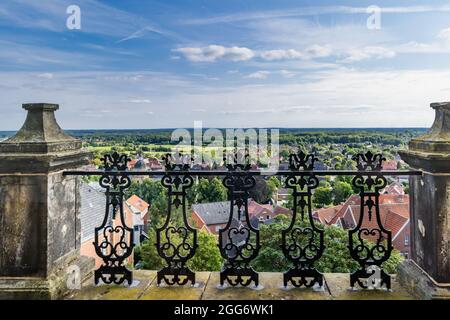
[175,44,333,63]
[279,70,297,78]
[260,49,303,61]
[128,99,152,104]
[396,28,450,54]
[173,45,255,62]
[341,46,396,63]
[37,73,54,79]
[246,71,270,79]
[182,5,450,25]
[117,26,167,43]
[1,67,448,129]
[0,0,173,41]
[437,28,450,42]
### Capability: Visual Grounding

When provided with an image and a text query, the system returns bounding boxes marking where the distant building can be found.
[313,193,410,257]
[79,182,149,267]
[381,181,405,195]
[127,156,163,171]
[124,195,150,244]
[191,199,291,235]
[382,160,398,170]
[275,188,291,205]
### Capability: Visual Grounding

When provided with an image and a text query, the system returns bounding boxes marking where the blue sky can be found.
[1,0,450,129]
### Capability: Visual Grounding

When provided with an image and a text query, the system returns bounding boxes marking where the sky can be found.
[1,0,450,130]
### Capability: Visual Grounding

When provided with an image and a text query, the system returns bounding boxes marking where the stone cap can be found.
[0,103,82,154]
[408,102,450,153]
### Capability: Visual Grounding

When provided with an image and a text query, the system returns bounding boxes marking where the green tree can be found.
[138,229,223,272]
[252,215,403,274]
[191,177,227,204]
[187,231,223,271]
[138,230,165,270]
[313,186,333,208]
[249,177,272,203]
[332,181,354,205]
[126,178,168,228]
[267,176,281,198]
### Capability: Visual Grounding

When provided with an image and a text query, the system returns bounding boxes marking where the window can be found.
[404,235,409,246]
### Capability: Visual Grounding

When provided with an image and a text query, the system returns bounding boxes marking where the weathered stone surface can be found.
[0,176,46,276]
[66,270,156,300]
[139,271,210,300]
[398,260,450,300]
[408,102,450,152]
[202,272,330,300]
[67,271,415,300]
[0,103,91,173]
[0,103,94,299]
[0,104,82,154]
[399,101,450,299]
[326,273,413,300]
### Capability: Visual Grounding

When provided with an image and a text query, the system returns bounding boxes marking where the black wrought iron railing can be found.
[64,151,421,290]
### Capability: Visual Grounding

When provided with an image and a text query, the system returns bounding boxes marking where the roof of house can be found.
[277,188,291,195]
[87,181,105,193]
[80,184,150,242]
[127,159,138,170]
[126,195,149,214]
[192,201,241,225]
[314,205,343,224]
[382,160,398,170]
[316,193,409,240]
[273,205,292,216]
[133,159,147,170]
[381,181,405,195]
[192,199,291,225]
[79,182,108,243]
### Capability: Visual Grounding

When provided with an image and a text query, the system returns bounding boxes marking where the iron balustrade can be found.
[64,151,422,290]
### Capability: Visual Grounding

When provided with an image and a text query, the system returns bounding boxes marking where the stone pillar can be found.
[398,102,450,299]
[0,103,94,299]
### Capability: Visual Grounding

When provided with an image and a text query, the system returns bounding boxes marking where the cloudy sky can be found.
[1,0,450,129]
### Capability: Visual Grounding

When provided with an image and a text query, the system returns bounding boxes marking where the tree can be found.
[313,186,333,208]
[187,231,223,271]
[267,176,281,197]
[137,229,223,272]
[252,215,403,274]
[138,230,165,270]
[252,216,290,272]
[126,178,168,228]
[249,177,272,203]
[196,177,227,203]
[332,181,353,205]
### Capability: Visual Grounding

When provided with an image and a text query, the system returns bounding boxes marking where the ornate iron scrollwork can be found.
[219,152,260,287]
[349,151,392,290]
[156,153,197,286]
[281,152,323,288]
[94,152,134,285]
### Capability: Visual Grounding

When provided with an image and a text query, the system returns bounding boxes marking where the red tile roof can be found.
[314,205,343,224]
[381,181,405,195]
[316,194,409,240]
[126,195,149,213]
[382,160,398,170]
